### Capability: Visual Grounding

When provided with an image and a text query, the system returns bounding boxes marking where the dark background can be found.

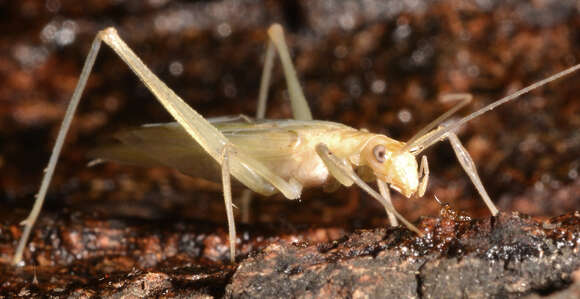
[1,0,580,297]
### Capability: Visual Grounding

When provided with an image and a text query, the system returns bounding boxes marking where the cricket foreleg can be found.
[315,144,423,236]
[377,180,398,227]
[446,132,499,216]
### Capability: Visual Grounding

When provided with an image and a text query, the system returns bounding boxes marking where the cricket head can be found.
[361,136,419,198]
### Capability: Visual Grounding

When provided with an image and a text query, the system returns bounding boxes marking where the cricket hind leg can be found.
[376,155,428,227]
[256,42,276,119]
[12,36,104,266]
[315,143,423,236]
[221,146,237,262]
[377,180,398,226]
[237,35,278,223]
[239,23,315,222]
[93,28,301,261]
[12,28,242,265]
[14,27,303,265]
[266,24,313,121]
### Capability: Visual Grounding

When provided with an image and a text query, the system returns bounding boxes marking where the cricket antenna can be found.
[407,63,580,154]
[401,93,471,153]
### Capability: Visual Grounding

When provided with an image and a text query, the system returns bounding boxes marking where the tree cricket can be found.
[12,23,580,265]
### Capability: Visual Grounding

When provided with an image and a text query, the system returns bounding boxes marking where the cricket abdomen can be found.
[249,121,376,189]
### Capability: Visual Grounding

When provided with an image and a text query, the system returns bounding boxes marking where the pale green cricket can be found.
[12,24,580,265]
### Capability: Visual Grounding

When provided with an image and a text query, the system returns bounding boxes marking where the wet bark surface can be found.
[1,0,580,297]
[1,210,579,298]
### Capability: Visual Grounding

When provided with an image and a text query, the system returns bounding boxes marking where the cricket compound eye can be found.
[373,144,386,163]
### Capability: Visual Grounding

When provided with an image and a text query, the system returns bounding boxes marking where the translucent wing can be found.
[90,122,223,181]
[88,118,310,191]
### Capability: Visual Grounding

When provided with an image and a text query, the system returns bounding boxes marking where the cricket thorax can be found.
[350,133,420,198]
[272,122,360,188]
[290,125,420,197]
